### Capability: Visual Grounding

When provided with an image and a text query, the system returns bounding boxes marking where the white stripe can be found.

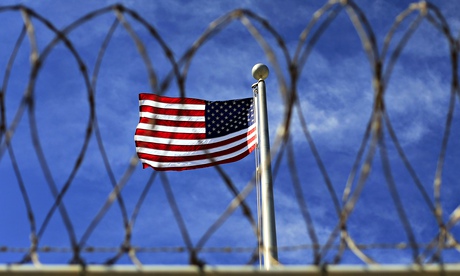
[139,139,257,169]
[136,123,206,134]
[140,99,205,110]
[140,112,205,122]
[136,131,256,157]
[134,124,256,145]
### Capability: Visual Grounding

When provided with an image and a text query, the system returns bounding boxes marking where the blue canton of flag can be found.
[206,98,255,138]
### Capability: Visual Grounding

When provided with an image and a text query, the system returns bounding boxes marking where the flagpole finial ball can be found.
[252,63,269,80]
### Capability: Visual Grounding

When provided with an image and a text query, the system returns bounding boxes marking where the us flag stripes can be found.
[134,94,257,171]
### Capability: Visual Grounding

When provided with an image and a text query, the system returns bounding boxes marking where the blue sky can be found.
[0,0,459,266]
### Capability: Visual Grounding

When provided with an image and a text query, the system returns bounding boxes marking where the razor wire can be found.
[0,0,459,268]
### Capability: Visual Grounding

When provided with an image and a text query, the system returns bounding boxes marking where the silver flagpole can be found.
[252,63,278,270]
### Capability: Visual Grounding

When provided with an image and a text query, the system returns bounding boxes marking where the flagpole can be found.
[252,63,278,270]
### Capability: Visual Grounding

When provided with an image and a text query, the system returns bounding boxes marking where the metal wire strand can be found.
[0,0,459,267]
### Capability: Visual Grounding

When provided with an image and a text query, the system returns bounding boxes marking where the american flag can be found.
[134,93,257,171]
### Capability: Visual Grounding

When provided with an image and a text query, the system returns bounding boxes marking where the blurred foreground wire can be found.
[0,0,459,268]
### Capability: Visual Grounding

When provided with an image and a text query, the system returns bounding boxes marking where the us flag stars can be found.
[205,98,255,138]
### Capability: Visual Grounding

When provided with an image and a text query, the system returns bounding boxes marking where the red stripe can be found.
[135,127,256,151]
[139,117,206,128]
[140,93,205,105]
[140,105,205,116]
[137,137,256,163]
[136,141,208,152]
[135,129,206,140]
[142,143,257,171]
